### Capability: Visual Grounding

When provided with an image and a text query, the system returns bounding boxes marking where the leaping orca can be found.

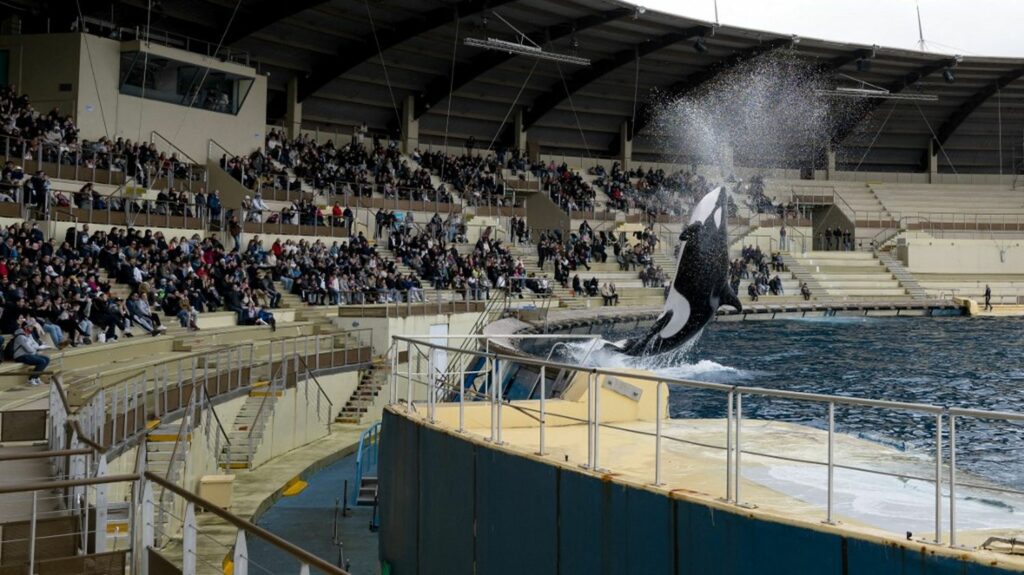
[617,186,741,356]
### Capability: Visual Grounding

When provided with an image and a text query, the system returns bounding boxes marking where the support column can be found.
[400,95,419,155]
[285,77,302,140]
[928,139,939,183]
[719,143,735,179]
[514,109,528,156]
[826,148,837,180]
[619,121,633,170]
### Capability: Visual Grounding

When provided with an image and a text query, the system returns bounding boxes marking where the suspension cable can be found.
[852,99,898,173]
[440,12,460,182]
[366,0,402,133]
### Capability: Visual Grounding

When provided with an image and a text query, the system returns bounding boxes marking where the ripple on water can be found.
[535,316,1024,489]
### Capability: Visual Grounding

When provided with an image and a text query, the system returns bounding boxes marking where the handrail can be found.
[201,382,232,447]
[144,471,351,574]
[351,421,381,507]
[208,138,237,161]
[0,473,140,496]
[0,448,93,461]
[150,130,202,166]
[294,352,335,424]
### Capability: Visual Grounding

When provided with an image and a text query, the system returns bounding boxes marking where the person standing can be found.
[984,284,993,311]
[779,224,787,252]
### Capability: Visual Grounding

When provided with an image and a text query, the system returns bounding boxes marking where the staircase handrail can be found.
[150,130,202,166]
[293,352,335,430]
[350,421,382,507]
[201,382,231,448]
[208,138,237,162]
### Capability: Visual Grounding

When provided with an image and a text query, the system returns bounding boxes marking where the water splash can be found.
[648,50,863,172]
[556,333,756,384]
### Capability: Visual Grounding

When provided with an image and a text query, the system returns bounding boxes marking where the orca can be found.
[619,186,742,356]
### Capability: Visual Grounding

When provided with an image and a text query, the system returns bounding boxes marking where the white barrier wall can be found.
[902,238,1024,274]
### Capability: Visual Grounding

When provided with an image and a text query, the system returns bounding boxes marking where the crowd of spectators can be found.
[729,245,794,301]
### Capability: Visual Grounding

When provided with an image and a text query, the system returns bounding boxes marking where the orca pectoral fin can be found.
[720,284,743,312]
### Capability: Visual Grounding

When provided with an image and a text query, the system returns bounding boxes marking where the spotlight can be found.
[694,37,708,53]
[633,6,646,19]
[856,58,871,72]
[943,67,956,83]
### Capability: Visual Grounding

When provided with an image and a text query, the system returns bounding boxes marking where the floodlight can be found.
[464,37,591,66]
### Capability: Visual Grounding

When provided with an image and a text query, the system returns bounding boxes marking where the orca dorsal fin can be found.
[719,283,743,312]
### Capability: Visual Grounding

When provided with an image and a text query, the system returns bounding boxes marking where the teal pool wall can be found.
[379,409,1017,575]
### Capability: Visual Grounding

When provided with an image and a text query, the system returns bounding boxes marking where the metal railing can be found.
[350,421,381,507]
[391,334,1024,549]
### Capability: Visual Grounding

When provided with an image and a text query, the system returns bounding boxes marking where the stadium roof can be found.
[20,0,1024,173]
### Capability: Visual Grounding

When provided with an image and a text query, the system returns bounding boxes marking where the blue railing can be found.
[350,421,381,507]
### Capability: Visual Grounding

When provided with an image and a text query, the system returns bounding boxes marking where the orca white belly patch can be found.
[659,290,692,339]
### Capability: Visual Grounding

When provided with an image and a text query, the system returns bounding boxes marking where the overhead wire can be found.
[913,101,958,177]
[169,0,245,144]
[440,12,460,182]
[556,61,592,160]
[486,59,539,152]
[74,0,110,139]
[852,99,898,173]
[365,0,402,132]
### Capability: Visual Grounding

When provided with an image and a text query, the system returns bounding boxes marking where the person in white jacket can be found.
[12,323,49,386]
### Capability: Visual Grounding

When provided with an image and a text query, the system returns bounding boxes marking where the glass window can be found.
[119,51,253,115]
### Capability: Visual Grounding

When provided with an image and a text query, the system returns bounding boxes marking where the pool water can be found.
[554,316,1024,489]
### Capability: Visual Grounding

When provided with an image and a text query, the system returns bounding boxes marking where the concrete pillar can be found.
[928,139,939,183]
[514,109,528,155]
[826,148,837,180]
[619,121,633,169]
[719,143,735,179]
[400,95,419,154]
[285,77,302,140]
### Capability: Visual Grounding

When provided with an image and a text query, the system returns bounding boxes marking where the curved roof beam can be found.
[414,7,633,119]
[931,67,1024,151]
[627,37,792,142]
[222,0,334,46]
[522,26,711,130]
[830,58,953,146]
[297,0,518,103]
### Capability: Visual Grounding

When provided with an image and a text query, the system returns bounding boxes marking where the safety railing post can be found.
[458,361,465,433]
[495,358,504,445]
[949,414,957,548]
[726,391,733,502]
[182,502,197,575]
[537,365,546,455]
[28,491,37,575]
[734,393,743,506]
[654,381,663,486]
[406,341,413,410]
[489,357,498,442]
[592,371,601,470]
[934,412,943,545]
[826,402,835,524]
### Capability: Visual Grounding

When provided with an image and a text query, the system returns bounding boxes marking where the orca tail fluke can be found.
[720,283,743,312]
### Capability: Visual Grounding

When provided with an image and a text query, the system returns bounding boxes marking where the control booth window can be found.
[119,51,254,115]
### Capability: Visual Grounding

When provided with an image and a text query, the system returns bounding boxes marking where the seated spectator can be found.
[10,322,49,386]
[601,283,619,306]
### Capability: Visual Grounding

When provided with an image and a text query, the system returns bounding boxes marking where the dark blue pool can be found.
[547,316,1024,488]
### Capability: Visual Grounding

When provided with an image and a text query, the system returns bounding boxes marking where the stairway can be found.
[356,475,378,506]
[146,423,190,543]
[877,251,929,300]
[789,251,910,299]
[336,360,387,424]
[778,253,824,295]
[220,382,278,470]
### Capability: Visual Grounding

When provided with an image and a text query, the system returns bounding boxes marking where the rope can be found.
[485,59,539,153]
[556,62,592,160]
[170,0,244,143]
[74,0,110,139]
[632,48,640,127]
[440,13,460,183]
[852,99,898,173]
[914,102,958,177]
[138,0,152,144]
[366,0,402,133]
